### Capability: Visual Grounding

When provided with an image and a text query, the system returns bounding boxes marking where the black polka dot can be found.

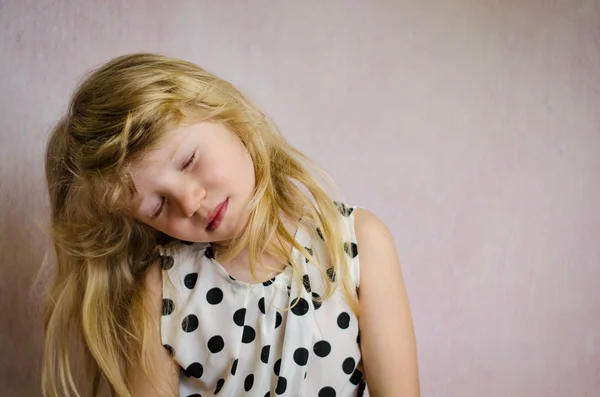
[162,299,174,316]
[214,378,225,394]
[182,314,199,332]
[275,312,282,329]
[274,358,281,375]
[258,297,265,314]
[357,380,367,395]
[242,325,256,343]
[184,273,198,289]
[163,344,174,356]
[316,227,324,240]
[304,247,313,263]
[262,277,276,286]
[293,348,309,366]
[233,308,246,326]
[205,246,215,259]
[160,255,174,270]
[261,345,271,363]
[337,312,350,329]
[350,369,363,385]
[311,292,322,310]
[244,374,254,392]
[231,359,238,375]
[185,362,203,378]
[356,330,361,345]
[335,202,354,217]
[291,298,309,316]
[304,371,307,379]
[207,336,224,353]
[313,340,331,358]
[180,240,194,245]
[265,393,270,397]
[302,275,312,292]
[275,376,287,395]
[344,242,358,258]
[187,394,201,397]
[326,267,336,282]
[342,357,356,374]
[206,288,223,305]
[319,386,337,397]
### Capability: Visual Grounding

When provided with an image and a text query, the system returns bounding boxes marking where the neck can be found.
[213,217,299,272]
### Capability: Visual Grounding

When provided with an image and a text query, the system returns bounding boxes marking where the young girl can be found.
[42,53,419,397]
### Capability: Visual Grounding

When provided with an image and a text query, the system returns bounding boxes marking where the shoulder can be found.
[353,207,392,236]
[352,208,397,264]
[139,260,165,337]
[351,207,404,301]
[132,260,180,396]
[142,259,164,305]
[352,208,421,395]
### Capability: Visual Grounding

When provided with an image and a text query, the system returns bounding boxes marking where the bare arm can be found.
[354,209,420,396]
[131,261,180,397]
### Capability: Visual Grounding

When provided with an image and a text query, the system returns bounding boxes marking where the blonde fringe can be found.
[41,53,358,397]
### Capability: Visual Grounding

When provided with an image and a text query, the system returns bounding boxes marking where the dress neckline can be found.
[205,221,307,288]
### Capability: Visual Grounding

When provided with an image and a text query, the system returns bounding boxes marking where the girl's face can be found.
[128,121,256,243]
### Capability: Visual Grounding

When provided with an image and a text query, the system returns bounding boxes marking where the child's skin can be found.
[128,120,420,396]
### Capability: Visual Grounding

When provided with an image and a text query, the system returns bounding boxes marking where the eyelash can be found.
[182,152,196,170]
[151,198,165,219]
[151,152,196,219]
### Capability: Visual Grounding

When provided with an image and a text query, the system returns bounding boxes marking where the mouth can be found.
[206,198,229,232]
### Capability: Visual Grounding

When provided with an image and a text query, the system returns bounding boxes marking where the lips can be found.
[206,198,229,231]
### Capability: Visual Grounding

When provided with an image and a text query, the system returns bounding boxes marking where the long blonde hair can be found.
[42,53,358,397]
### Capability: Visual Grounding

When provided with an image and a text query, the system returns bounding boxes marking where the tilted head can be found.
[47,53,304,265]
[43,53,353,397]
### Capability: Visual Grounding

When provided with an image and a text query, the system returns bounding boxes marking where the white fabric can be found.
[161,205,365,397]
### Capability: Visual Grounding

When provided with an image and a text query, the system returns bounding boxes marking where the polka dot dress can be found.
[161,204,366,396]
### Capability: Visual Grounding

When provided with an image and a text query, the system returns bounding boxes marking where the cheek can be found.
[244,152,255,178]
[161,217,198,240]
[234,143,255,178]
[161,216,181,235]
[194,146,255,191]
[193,156,228,190]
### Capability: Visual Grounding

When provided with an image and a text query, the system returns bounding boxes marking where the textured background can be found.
[1,1,599,396]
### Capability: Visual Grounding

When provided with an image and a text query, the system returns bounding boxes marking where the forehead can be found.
[128,124,191,172]
[123,128,181,202]
[128,120,231,177]
[126,122,209,186]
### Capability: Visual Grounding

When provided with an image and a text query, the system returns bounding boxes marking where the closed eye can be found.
[182,151,196,170]
[151,197,165,219]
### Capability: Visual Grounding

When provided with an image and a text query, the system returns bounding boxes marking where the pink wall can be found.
[1,1,598,395]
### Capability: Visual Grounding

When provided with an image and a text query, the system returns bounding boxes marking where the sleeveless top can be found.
[160,204,366,397]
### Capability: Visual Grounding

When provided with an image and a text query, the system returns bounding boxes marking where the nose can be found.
[177,182,205,217]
